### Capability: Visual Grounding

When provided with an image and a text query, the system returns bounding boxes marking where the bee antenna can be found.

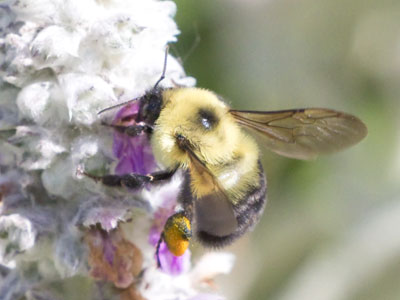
[153,45,169,90]
[97,97,140,115]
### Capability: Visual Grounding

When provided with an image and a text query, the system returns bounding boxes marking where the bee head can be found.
[151,88,242,169]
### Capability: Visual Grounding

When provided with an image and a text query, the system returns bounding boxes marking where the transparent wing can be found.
[185,147,238,237]
[230,108,367,160]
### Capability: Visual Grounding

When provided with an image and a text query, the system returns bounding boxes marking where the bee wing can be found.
[185,147,238,237]
[230,108,367,160]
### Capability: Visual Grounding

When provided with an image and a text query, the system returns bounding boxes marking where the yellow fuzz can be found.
[164,215,191,256]
[190,133,260,203]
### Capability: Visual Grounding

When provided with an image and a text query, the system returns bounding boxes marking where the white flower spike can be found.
[0,0,230,299]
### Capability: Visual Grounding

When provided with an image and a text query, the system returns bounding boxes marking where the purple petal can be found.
[102,233,117,265]
[114,102,140,120]
[112,102,156,175]
[156,240,191,276]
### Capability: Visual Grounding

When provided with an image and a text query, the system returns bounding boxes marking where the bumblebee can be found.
[86,50,367,268]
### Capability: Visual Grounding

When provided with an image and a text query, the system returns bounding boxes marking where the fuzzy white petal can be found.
[0,214,37,267]
[17,82,52,123]
[30,25,81,68]
[190,252,236,287]
[58,73,117,125]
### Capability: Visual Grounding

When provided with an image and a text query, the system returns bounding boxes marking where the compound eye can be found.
[201,117,212,130]
[198,109,218,130]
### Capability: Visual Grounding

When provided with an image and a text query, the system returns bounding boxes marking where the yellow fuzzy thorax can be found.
[151,87,260,202]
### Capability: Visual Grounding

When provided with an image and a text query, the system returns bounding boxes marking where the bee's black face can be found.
[138,89,163,125]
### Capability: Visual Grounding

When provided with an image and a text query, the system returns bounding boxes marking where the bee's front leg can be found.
[101,121,153,137]
[81,169,177,189]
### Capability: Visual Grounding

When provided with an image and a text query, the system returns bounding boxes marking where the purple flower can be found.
[154,240,191,275]
[112,102,156,175]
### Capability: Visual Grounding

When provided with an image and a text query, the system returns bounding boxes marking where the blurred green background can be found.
[173,0,400,299]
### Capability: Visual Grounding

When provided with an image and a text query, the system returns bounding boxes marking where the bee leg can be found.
[82,168,177,189]
[101,121,153,137]
[155,232,164,268]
